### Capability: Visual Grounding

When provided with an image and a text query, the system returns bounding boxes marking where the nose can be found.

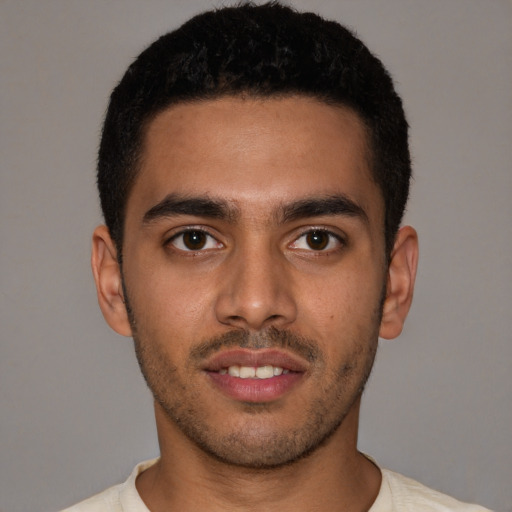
[214,243,297,331]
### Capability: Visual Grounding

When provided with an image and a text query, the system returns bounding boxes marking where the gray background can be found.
[1,1,511,511]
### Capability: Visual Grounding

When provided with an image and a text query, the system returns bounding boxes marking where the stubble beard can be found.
[123,282,382,470]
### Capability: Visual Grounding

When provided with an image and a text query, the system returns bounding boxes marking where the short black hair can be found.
[98,1,410,256]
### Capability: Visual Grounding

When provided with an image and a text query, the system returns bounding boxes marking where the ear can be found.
[91,225,132,337]
[379,226,419,340]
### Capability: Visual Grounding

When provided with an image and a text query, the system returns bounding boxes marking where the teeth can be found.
[228,366,240,377]
[223,365,286,379]
[255,365,274,379]
[239,366,256,379]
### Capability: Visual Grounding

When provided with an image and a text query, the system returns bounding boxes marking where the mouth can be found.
[219,364,290,378]
[202,349,307,403]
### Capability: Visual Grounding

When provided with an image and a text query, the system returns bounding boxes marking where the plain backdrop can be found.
[1,1,511,511]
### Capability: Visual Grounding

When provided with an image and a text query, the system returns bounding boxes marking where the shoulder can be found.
[59,459,158,512]
[60,484,123,512]
[378,468,493,512]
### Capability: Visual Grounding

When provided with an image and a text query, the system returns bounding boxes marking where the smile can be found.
[219,365,289,379]
[203,349,307,402]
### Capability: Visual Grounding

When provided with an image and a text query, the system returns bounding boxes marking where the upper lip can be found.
[202,349,309,373]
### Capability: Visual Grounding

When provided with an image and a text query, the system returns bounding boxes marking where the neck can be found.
[136,398,381,512]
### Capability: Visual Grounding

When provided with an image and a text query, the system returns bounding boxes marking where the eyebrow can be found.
[279,195,369,224]
[142,194,238,224]
[142,193,368,226]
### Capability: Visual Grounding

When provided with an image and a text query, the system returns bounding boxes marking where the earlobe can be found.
[379,226,419,340]
[91,225,132,337]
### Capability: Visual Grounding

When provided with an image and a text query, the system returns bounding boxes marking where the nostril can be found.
[214,265,298,330]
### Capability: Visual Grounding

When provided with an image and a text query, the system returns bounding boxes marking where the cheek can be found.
[124,261,215,350]
[296,264,384,355]
[298,263,383,321]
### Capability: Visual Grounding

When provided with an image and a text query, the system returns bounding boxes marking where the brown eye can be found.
[182,230,207,250]
[289,229,342,252]
[169,230,222,252]
[306,230,330,250]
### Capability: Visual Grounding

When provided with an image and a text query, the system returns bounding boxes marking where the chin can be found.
[162,396,353,469]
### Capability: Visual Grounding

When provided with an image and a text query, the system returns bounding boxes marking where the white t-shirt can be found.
[61,458,492,511]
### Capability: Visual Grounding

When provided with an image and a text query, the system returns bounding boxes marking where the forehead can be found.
[128,95,383,225]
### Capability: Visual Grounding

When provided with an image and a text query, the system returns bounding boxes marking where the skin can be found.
[92,96,418,511]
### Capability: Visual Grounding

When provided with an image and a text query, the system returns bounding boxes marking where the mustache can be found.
[189,326,321,364]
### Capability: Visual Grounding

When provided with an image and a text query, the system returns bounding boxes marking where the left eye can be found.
[168,230,222,251]
[290,230,341,251]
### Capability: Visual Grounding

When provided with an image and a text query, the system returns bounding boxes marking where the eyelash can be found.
[166,228,222,253]
[290,228,345,253]
[165,227,345,254]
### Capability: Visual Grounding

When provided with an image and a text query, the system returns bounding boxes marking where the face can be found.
[97,96,403,468]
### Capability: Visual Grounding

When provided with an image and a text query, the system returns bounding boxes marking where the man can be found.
[64,3,490,511]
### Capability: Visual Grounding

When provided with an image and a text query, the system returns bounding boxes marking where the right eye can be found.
[168,229,223,252]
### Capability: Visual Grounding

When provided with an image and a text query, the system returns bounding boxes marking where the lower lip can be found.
[207,371,303,403]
